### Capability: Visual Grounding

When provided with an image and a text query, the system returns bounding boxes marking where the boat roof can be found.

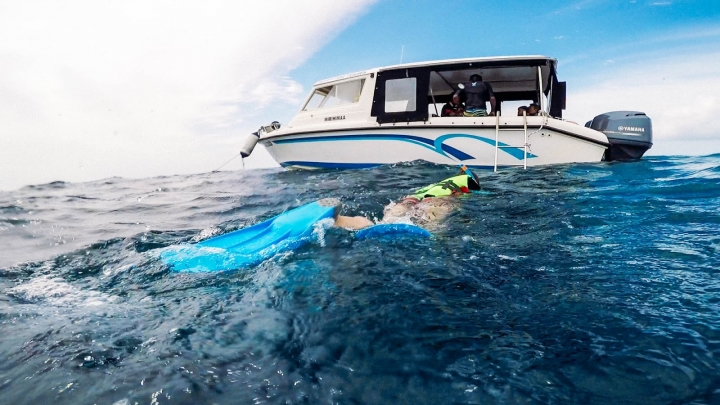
[314,55,557,86]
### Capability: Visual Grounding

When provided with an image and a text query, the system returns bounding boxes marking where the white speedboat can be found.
[241,56,652,170]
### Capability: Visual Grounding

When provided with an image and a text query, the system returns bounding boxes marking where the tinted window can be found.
[385,77,417,113]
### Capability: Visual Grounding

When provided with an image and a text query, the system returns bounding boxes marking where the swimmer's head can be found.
[382,201,412,223]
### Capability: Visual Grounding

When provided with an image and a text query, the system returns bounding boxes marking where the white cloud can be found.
[0,0,377,191]
[565,51,720,156]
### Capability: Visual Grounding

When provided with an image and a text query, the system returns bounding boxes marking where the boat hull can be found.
[262,122,608,170]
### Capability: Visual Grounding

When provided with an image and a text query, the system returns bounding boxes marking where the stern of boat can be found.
[586,111,653,161]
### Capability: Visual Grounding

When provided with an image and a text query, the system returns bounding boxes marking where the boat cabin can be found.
[293,56,565,127]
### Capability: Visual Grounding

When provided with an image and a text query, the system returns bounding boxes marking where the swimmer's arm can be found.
[335,215,374,230]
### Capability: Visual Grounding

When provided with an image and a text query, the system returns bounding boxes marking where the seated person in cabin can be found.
[527,103,540,116]
[441,91,465,117]
[334,168,481,231]
[518,104,541,116]
[459,74,496,117]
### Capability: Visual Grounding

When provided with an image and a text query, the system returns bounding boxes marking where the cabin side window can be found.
[385,77,417,113]
[302,79,365,111]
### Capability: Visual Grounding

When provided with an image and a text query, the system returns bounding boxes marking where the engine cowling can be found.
[585,111,653,161]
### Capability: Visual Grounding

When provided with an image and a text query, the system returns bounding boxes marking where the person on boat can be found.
[527,103,540,116]
[441,91,465,117]
[459,74,496,117]
[517,103,540,117]
[334,168,481,230]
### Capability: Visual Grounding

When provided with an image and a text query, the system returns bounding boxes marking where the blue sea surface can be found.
[1,155,720,404]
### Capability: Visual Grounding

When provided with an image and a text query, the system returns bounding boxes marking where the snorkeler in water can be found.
[334,167,481,230]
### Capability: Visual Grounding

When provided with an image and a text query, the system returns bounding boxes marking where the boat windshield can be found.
[303,79,366,111]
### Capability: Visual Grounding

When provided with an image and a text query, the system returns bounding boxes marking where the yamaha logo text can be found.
[618,126,645,132]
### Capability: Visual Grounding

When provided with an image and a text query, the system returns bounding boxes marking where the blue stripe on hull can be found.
[271,133,536,161]
[281,161,380,169]
[280,161,499,171]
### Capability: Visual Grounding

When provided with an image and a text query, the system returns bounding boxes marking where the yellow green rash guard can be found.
[412,174,474,200]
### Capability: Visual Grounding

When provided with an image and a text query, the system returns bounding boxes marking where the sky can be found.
[1,0,719,191]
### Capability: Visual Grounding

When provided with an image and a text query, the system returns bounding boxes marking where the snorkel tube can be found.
[460,165,481,189]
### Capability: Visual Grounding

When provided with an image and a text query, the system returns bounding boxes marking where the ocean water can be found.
[1,155,720,404]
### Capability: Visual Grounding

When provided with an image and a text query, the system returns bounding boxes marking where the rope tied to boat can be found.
[212,153,243,172]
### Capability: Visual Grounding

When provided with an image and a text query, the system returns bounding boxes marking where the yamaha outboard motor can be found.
[585,111,653,161]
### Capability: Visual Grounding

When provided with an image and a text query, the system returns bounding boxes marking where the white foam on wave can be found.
[9,275,117,307]
[192,226,223,242]
[312,217,336,248]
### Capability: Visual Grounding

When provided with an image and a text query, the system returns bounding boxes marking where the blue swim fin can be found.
[160,199,340,272]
